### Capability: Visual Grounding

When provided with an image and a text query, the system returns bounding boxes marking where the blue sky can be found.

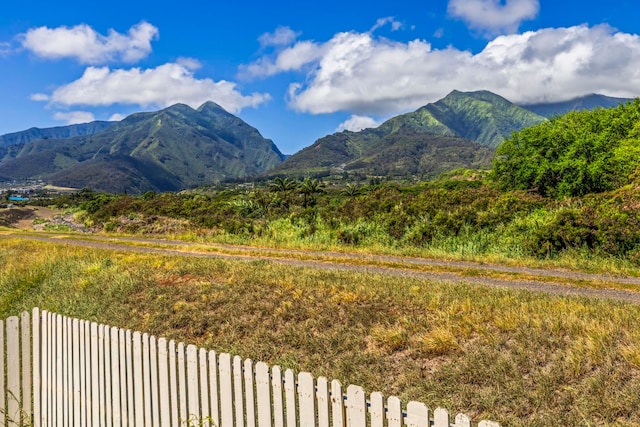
[1,0,639,154]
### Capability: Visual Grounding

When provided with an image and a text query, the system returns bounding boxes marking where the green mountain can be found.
[521,94,631,118]
[0,121,115,147]
[0,102,284,193]
[271,90,543,178]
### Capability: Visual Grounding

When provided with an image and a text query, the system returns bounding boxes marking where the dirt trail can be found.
[4,229,640,305]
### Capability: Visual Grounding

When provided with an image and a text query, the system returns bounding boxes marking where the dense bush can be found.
[493,100,640,197]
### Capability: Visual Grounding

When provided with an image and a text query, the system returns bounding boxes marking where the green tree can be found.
[492,100,640,198]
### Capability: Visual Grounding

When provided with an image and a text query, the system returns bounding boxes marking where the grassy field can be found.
[2,236,640,426]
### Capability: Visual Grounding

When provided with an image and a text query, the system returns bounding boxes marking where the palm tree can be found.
[299,178,325,207]
[269,177,299,193]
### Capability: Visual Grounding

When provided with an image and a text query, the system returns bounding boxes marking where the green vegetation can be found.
[2,239,640,426]
[494,99,640,197]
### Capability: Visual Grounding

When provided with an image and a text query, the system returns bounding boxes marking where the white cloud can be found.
[336,115,380,132]
[448,0,539,35]
[275,24,640,116]
[30,93,50,102]
[258,26,300,47]
[371,17,403,32]
[53,111,96,125]
[0,41,13,56]
[241,41,324,77]
[20,21,158,64]
[108,113,126,121]
[34,62,270,114]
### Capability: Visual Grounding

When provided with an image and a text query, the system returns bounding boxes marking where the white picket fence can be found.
[0,308,500,427]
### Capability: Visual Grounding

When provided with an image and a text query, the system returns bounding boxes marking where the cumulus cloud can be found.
[269,24,640,116]
[241,41,324,77]
[448,0,539,35]
[34,62,270,114]
[258,26,300,47]
[336,115,381,132]
[53,111,96,125]
[20,21,158,64]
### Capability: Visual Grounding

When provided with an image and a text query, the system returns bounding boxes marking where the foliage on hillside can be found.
[493,99,640,197]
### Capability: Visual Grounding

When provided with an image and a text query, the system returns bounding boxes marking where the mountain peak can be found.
[197,101,230,116]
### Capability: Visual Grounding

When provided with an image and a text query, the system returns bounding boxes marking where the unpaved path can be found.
[4,231,640,305]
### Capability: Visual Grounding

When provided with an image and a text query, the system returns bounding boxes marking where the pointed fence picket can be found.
[0,308,500,427]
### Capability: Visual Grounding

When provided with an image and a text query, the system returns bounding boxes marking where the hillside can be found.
[0,102,285,193]
[0,121,115,147]
[271,90,541,178]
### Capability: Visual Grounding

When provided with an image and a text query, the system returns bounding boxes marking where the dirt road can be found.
[3,228,640,305]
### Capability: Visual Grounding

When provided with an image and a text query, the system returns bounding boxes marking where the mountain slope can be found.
[0,121,115,147]
[0,102,284,193]
[271,90,542,178]
[521,94,631,118]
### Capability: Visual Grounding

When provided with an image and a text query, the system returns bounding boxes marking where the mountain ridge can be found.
[0,102,284,193]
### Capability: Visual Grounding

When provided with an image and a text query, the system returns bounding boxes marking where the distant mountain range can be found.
[521,94,631,118]
[0,102,284,193]
[0,91,631,192]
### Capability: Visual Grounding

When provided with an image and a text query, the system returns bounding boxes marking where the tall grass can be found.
[2,237,640,425]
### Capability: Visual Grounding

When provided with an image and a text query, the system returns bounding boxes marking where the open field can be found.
[3,235,640,426]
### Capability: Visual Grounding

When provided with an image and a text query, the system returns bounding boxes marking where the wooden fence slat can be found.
[218,353,233,427]
[91,322,100,427]
[317,377,330,427]
[454,413,472,427]
[387,396,402,427]
[72,319,81,427]
[32,309,41,427]
[66,317,72,427]
[125,330,134,427]
[169,340,179,427]
[330,380,345,427]
[406,401,430,427]
[21,311,31,425]
[104,323,113,427]
[79,320,87,427]
[244,359,256,427]
[233,356,244,427]
[0,319,5,427]
[345,384,366,427]
[142,333,152,427]
[255,362,271,427]
[111,327,121,427]
[177,342,188,425]
[158,338,171,427]
[370,392,384,427]
[284,369,297,427]
[119,329,128,427]
[199,348,210,426]
[271,366,284,427]
[208,350,220,427]
[434,408,450,427]
[298,372,315,427]
[7,316,20,427]
[150,336,160,426]
[186,344,200,423]
[132,331,144,427]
